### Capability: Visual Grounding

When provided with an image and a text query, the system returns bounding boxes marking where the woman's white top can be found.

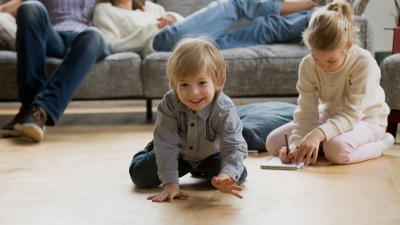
[93,1,184,56]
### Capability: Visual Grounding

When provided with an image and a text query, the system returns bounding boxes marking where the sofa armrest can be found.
[381,54,400,110]
[354,15,374,56]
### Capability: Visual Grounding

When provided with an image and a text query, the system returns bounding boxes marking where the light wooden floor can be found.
[0,103,400,225]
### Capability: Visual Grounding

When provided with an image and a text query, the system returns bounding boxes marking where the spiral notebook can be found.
[260,157,312,170]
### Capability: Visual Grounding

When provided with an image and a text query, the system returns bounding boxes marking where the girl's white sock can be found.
[380,133,395,153]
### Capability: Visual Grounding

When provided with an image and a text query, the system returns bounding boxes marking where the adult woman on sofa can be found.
[93,0,318,56]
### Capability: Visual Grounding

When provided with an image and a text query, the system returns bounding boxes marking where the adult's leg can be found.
[2,1,67,138]
[16,1,66,104]
[216,10,312,49]
[129,149,194,188]
[31,27,110,125]
[153,0,283,52]
[323,121,387,164]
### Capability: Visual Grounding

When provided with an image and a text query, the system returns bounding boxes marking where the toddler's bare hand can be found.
[211,175,243,199]
[147,183,189,203]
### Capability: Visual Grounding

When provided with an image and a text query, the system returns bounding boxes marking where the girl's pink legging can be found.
[266,113,387,164]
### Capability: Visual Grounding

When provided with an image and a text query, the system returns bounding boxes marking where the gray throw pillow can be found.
[236,102,297,151]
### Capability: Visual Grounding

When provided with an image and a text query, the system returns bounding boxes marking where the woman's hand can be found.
[278,147,297,163]
[147,183,189,203]
[156,14,177,29]
[294,128,326,166]
[211,173,243,199]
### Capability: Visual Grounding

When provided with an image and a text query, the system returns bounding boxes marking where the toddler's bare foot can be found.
[279,1,319,16]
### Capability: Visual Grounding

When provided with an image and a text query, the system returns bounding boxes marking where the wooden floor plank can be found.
[1,107,399,225]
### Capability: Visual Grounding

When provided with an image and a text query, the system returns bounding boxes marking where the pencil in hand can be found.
[285,133,290,156]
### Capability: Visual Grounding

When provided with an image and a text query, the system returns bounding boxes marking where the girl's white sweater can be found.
[289,45,390,149]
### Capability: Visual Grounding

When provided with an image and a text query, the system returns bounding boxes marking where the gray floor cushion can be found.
[236,101,297,151]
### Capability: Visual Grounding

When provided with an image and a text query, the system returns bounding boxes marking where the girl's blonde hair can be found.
[167,37,226,96]
[303,0,359,51]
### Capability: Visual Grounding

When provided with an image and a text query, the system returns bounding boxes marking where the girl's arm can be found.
[289,57,320,149]
[318,58,380,141]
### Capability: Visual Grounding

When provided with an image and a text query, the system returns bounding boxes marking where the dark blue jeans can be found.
[129,149,248,188]
[153,0,312,51]
[16,1,110,125]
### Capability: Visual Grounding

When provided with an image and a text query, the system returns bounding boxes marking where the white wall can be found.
[364,0,397,52]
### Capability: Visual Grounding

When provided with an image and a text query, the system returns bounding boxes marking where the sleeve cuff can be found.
[159,171,179,186]
[318,123,339,141]
[220,165,243,181]
[165,12,184,21]
[289,139,302,150]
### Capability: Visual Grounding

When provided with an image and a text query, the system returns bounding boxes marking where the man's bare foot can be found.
[279,1,319,16]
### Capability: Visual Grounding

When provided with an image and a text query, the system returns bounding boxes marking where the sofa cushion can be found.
[142,14,373,99]
[381,54,400,110]
[236,101,297,151]
[143,43,310,99]
[155,0,215,17]
[0,51,143,100]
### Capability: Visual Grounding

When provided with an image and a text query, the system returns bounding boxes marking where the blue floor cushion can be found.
[236,102,297,151]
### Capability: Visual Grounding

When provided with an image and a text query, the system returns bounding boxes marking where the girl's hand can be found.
[211,173,243,199]
[147,183,189,203]
[156,14,177,29]
[294,128,326,166]
[278,147,297,163]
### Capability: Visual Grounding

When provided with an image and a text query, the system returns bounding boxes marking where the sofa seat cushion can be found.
[236,101,297,151]
[0,51,143,100]
[142,43,310,99]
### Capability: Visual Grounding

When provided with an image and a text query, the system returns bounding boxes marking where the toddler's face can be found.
[310,41,353,73]
[176,70,221,111]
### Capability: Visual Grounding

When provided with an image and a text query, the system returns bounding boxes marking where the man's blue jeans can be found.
[129,149,248,188]
[16,1,110,125]
[153,0,312,51]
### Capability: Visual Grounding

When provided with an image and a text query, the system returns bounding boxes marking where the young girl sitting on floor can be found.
[266,0,395,166]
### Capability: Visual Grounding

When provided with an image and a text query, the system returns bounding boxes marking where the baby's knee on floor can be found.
[129,163,158,188]
[129,153,159,188]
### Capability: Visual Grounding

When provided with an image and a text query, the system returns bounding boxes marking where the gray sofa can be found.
[0,0,374,119]
[381,53,400,137]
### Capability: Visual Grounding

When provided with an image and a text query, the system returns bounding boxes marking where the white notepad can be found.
[260,157,312,170]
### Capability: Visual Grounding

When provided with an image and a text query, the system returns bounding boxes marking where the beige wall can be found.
[364,0,397,52]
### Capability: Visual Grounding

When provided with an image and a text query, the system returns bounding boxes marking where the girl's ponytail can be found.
[303,0,359,51]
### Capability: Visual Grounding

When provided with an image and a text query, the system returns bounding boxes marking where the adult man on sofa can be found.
[0,0,110,142]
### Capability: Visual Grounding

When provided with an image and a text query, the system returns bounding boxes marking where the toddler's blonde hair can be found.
[167,37,226,96]
[303,0,359,51]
